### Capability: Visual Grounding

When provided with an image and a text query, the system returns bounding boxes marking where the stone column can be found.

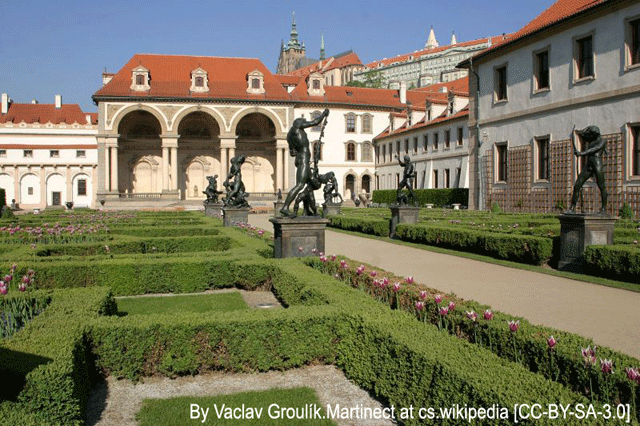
[276,138,288,192]
[66,166,73,203]
[102,136,118,194]
[39,168,46,207]
[220,138,236,183]
[14,167,20,205]
[161,136,178,195]
[110,146,118,193]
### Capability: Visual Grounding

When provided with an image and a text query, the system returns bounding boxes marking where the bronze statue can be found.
[396,154,416,205]
[203,175,223,204]
[223,155,250,207]
[279,109,330,217]
[322,171,343,205]
[276,189,282,201]
[567,125,607,214]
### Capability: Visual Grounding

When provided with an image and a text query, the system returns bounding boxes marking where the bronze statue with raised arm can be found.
[280,109,329,218]
[567,125,608,214]
[396,154,416,205]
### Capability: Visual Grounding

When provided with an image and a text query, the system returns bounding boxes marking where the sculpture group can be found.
[279,108,342,218]
[223,155,250,208]
[567,125,608,215]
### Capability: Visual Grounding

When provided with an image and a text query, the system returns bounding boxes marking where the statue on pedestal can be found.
[567,125,608,215]
[223,155,250,207]
[396,154,416,205]
[322,172,343,205]
[203,175,223,204]
[280,109,330,218]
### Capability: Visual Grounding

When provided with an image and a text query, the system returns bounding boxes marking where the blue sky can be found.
[0,0,555,112]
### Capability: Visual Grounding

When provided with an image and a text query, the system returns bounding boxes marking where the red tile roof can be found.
[375,106,470,140]
[473,0,610,60]
[410,77,469,96]
[93,54,292,101]
[286,51,363,78]
[0,103,92,125]
[365,36,509,69]
[274,75,304,86]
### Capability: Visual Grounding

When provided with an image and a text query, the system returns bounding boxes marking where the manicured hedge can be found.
[583,245,640,285]
[36,235,234,257]
[372,188,469,207]
[396,223,553,265]
[107,226,220,237]
[0,287,116,426]
[328,215,389,236]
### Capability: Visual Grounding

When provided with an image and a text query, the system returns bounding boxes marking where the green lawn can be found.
[136,387,338,426]
[117,292,248,316]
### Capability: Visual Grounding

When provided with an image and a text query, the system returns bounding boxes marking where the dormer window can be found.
[131,65,150,91]
[190,68,209,93]
[307,72,325,97]
[246,69,265,95]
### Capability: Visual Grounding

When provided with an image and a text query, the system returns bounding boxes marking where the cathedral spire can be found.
[320,33,325,60]
[287,12,302,50]
[425,25,439,49]
[450,31,457,45]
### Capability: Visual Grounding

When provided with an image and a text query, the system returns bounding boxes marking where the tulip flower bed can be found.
[1,210,635,425]
[303,254,640,420]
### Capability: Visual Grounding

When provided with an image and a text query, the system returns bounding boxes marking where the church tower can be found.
[425,26,439,49]
[276,12,308,74]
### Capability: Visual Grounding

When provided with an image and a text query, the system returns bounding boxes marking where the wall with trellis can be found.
[483,133,639,215]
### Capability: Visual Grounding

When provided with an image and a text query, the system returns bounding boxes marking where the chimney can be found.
[1,93,8,114]
[31,99,38,104]
[55,94,62,109]
[86,115,92,125]
[399,81,407,104]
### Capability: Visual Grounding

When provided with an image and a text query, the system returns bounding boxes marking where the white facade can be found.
[468,0,640,214]
[0,108,97,210]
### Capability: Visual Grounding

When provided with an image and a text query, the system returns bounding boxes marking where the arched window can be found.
[361,142,372,162]
[362,115,372,133]
[346,142,356,161]
[345,114,356,133]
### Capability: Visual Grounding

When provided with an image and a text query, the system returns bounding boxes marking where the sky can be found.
[0,0,556,112]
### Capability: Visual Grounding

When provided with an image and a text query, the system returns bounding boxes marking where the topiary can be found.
[618,202,634,220]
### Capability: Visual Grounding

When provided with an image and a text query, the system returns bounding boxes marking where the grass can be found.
[116,292,248,316]
[136,387,338,426]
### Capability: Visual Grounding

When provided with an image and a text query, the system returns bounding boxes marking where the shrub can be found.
[328,215,389,236]
[372,189,469,207]
[583,244,640,284]
[619,203,635,220]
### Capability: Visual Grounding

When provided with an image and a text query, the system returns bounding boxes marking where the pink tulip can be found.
[320,256,327,263]
[311,248,317,254]
[600,358,613,375]
[466,310,478,321]
[405,276,414,284]
[415,301,424,311]
[434,294,443,304]
[581,346,597,366]
[483,310,493,320]
[448,301,455,311]
[439,306,449,316]
[370,270,377,277]
[318,252,324,257]
[0,286,7,295]
[547,336,557,349]
[419,290,427,300]
[22,275,30,284]
[508,320,520,333]
[392,282,401,293]
[18,283,26,292]
[298,246,304,252]
[625,367,640,383]
[340,260,348,269]
[331,255,336,261]
[4,275,12,283]
[382,277,389,286]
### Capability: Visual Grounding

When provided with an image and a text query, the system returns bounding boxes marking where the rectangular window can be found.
[413,137,418,153]
[496,143,508,182]
[136,74,145,85]
[382,145,386,162]
[535,50,550,90]
[50,150,59,158]
[76,150,86,158]
[457,127,464,146]
[632,125,640,177]
[444,169,450,188]
[0,150,6,157]
[536,137,550,181]
[27,187,33,195]
[433,132,439,150]
[312,79,320,89]
[423,134,428,151]
[396,141,400,155]
[77,179,87,196]
[433,170,438,189]
[630,18,640,66]
[445,130,451,148]
[311,111,322,132]
[195,76,204,87]
[576,36,594,79]
[24,149,33,158]
[404,139,409,154]
[495,65,507,101]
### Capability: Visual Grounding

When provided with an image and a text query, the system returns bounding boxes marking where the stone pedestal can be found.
[269,216,330,258]
[223,206,250,227]
[389,205,420,238]
[322,202,342,218]
[558,213,617,271]
[203,202,223,218]
[273,201,285,217]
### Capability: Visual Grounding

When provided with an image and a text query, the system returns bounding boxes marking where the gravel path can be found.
[86,365,395,426]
